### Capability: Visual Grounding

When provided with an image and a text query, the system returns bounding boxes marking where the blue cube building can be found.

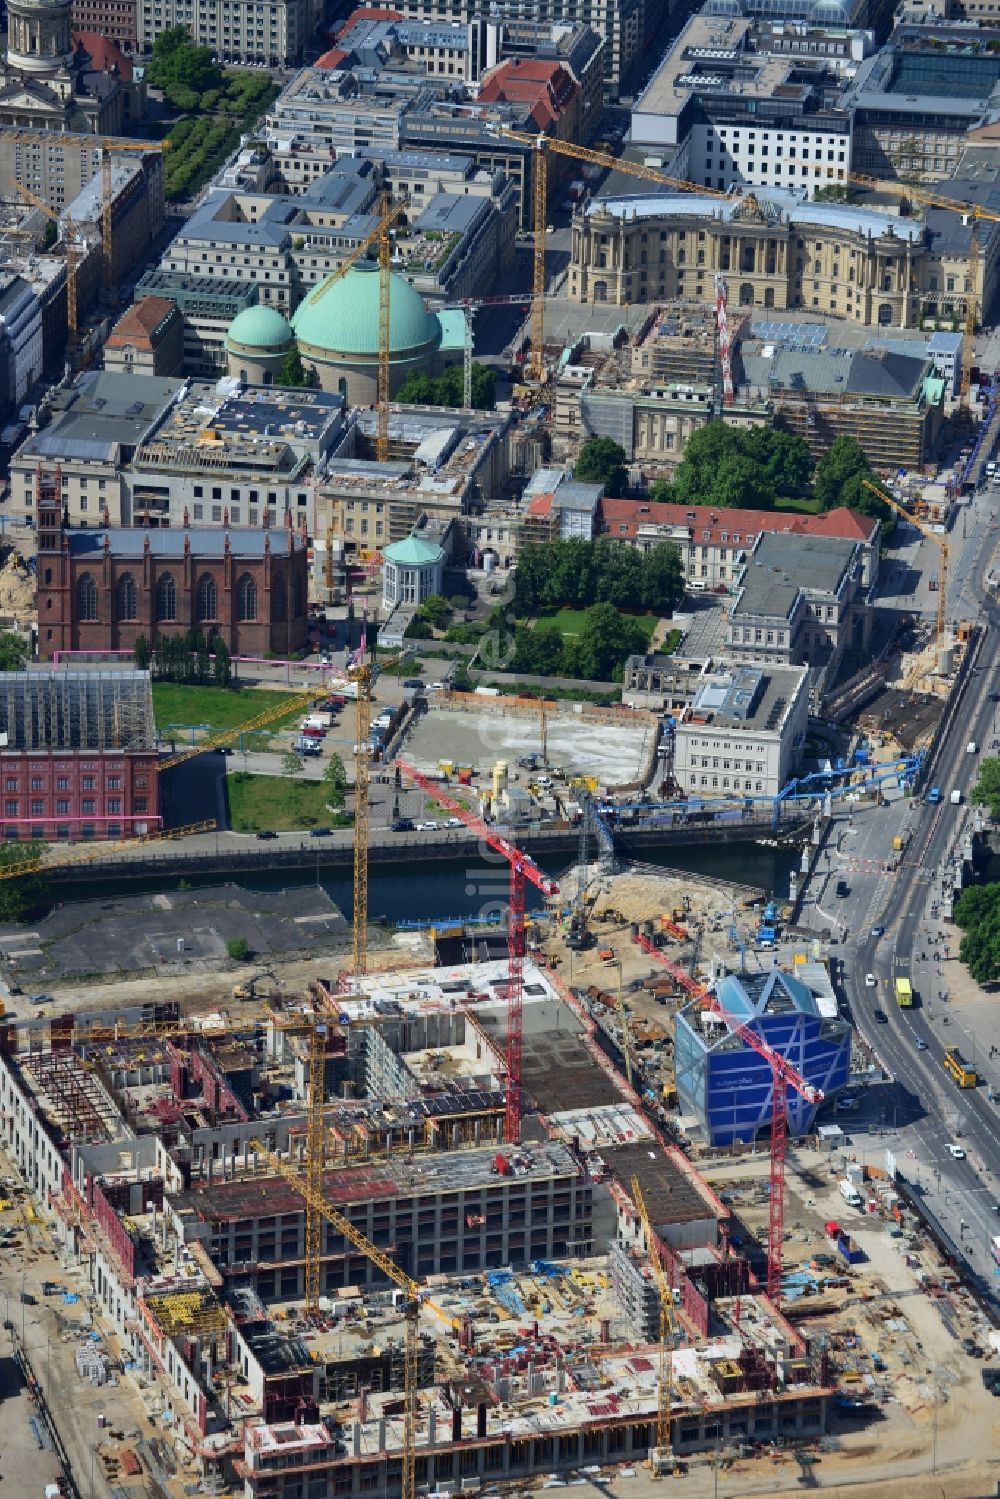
[674,968,850,1147]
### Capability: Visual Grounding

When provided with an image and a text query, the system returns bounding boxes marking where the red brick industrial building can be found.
[0,669,158,842]
[36,483,310,661]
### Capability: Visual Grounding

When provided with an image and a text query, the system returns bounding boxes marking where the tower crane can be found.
[861,478,949,668]
[631,936,821,1303]
[0,820,216,883]
[491,127,734,382]
[631,1176,678,1474]
[377,193,392,462]
[158,688,321,771]
[97,140,167,297]
[846,172,1000,407]
[395,757,559,1142]
[248,1138,467,1499]
[6,181,82,348]
[348,606,376,976]
[300,196,408,313]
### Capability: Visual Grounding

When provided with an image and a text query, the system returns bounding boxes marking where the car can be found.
[309,827,331,838]
[835,880,850,898]
[871,925,885,938]
[990,692,1000,703]
[256,830,278,840]
[916,1038,928,1050]
[946,1143,966,1159]
[873,1009,889,1024]
[418,821,440,831]
[447,817,465,828]
[836,1096,857,1112]
[865,973,877,988]
[391,818,415,833]
[29,993,53,1006]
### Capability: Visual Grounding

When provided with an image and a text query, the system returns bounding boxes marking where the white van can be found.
[689,579,707,592]
[839,1179,863,1208]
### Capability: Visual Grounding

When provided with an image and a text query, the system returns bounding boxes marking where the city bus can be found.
[943,1046,978,1089]
[894,977,913,1008]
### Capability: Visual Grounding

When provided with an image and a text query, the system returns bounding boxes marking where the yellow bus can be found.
[894,977,913,1007]
[943,1046,977,1089]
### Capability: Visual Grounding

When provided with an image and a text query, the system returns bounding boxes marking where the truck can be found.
[839,1178,863,1208]
[943,1045,978,1089]
[950,789,963,805]
[894,977,913,1008]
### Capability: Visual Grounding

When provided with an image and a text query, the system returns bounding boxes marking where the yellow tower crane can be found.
[249,1140,467,1499]
[493,127,734,382]
[98,140,167,296]
[0,821,217,883]
[157,688,320,771]
[631,1176,678,1476]
[349,638,375,976]
[7,181,82,347]
[377,192,393,463]
[847,173,1000,408]
[861,479,949,671]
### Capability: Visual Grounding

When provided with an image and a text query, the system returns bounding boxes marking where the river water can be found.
[64,840,799,927]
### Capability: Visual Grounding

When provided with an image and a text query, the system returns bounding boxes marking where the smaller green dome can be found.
[227,304,293,352]
[385,535,444,566]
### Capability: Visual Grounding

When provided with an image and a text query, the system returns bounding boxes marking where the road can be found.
[826,486,1000,1300]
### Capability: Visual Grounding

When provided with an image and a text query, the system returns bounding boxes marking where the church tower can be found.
[6,0,73,76]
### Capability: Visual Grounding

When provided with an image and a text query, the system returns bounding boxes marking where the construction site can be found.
[0,848,994,1499]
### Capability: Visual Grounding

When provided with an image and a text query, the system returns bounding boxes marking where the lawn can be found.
[226,771,352,833]
[537,607,660,642]
[152,684,305,738]
[774,495,822,515]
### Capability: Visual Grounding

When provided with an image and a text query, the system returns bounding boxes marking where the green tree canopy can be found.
[323,754,348,808]
[656,422,815,510]
[513,537,683,616]
[395,362,496,411]
[0,631,30,671]
[147,26,222,108]
[0,841,45,923]
[953,883,1000,984]
[572,604,648,681]
[813,436,874,512]
[277,343,312,389]
[418,594,451,630]
[574,437,628,495]
[971,757,1000,819]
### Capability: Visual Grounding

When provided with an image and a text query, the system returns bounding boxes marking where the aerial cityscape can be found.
[0,0,997,1495]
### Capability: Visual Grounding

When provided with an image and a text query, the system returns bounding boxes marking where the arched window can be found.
[77,572,97,622]
[878,302,893,326]
[237,572,257,622]
[763,287,775,309]
[292,575,303,618]
[156,573,177,622]
[116,572,137,620]
[739,282,754,306]
[272,573,286,621]
[197,572,217,622]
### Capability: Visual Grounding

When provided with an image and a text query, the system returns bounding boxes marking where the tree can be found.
[813,436,873,512]
[212,635,231,688]
[322,754,348,808]
[147,26,221,109]
[953,883,1000,984]
[42,219,57,250]
[405,616,433,640]
[277,343,312,389]
[0,841,45,923]
[573,603,647,681]
[971,757,1000,819]
[225,936,251,961]
[575,437,628,495]
[133,634,151,671]
[640,544,685,612]
[395,362,496,411]
[0,631,29,671]
[418,594,451,631]
[280,749,303,811]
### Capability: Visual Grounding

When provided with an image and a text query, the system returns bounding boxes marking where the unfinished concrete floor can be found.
[400,704,653,786]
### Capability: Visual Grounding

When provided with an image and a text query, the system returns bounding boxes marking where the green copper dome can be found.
[292,263,441,359]
[385,535,445,566]
[226,304,294,351]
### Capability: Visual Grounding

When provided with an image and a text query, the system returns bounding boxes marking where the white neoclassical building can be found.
[382,534,445,610]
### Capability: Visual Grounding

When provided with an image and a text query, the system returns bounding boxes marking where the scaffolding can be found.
[24,1050,123,1144]
[0,669,154,752]
[143,1289,229,1338]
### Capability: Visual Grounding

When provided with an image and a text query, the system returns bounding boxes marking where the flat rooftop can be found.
[602,1141,724,1228]
[173,1139,583,1224]
[135,381,346,474]
[682,664,807,732]
[733,531,857,618]
[19,371,185,465]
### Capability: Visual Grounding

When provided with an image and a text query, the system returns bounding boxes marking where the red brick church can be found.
[35,473,310,660]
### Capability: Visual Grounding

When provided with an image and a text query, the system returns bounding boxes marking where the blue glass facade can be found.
[675,970,850,1147]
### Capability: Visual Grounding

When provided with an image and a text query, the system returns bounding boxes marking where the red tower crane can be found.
[633,933,822,1303]
[395,758,559,1143]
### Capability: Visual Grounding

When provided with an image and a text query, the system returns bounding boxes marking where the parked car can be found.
[256,830,278,841]
[391,818,415,832]
[309,827,331,838]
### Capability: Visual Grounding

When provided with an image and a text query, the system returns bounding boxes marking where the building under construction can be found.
[0,956,835,1494]
[0,666,158,840]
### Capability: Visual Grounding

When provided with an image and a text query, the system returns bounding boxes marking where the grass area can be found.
[152,684,305,737]
[537,607,660,641]
[774,495,823,515]
[660,627,683,654]
[226,771,352,833]
[490,680,622,706]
